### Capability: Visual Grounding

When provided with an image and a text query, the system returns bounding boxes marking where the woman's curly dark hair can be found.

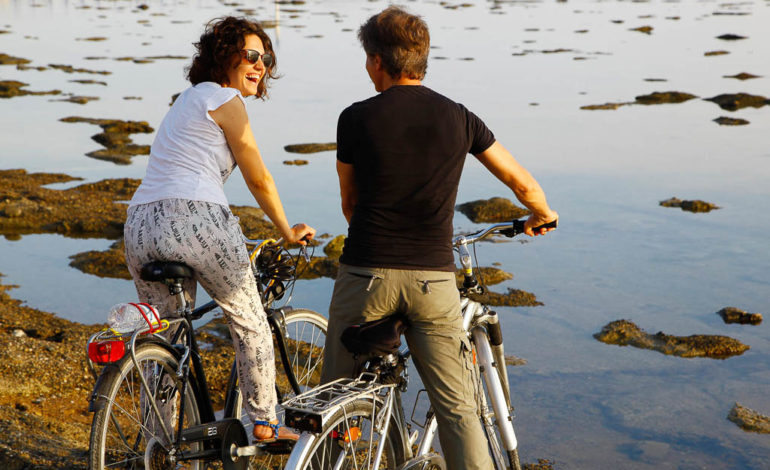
[187,16,278,99]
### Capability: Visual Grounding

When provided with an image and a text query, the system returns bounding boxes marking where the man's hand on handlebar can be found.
[524,211,559,237]
[285,223,316,245]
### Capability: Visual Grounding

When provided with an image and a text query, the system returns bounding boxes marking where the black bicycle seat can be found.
[341,315,409,357]
[140,261,195,283]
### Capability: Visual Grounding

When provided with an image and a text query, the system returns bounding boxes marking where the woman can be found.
[124,16,314,443]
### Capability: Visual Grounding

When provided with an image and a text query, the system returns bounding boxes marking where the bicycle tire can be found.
[237,308,327,470]
[88,341,203,469]
[291,398,407,470]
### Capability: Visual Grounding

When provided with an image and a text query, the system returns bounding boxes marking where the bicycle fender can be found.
[88,364,119,412]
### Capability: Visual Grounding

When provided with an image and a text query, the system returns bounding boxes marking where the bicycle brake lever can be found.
[299,244,310,263]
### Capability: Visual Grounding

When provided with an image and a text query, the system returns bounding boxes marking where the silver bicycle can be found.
[280,219,555,470]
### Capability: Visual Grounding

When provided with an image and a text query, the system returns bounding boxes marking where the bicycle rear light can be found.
[88,340,126,364]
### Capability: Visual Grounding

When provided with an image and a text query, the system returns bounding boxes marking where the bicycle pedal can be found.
[257,439,296,455]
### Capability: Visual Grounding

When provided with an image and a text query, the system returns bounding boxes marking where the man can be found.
[321,6,558,469]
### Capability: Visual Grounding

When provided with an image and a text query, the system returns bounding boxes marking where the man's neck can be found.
[380,75,422,91]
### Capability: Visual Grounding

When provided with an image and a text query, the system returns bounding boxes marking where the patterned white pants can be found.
[124,198,277,422]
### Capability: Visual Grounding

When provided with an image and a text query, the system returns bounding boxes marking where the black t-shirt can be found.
[337,85,495,271]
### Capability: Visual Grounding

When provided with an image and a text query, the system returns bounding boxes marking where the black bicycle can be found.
[85,238,327,470]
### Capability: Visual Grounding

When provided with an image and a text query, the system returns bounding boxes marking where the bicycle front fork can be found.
[472,327,518,452]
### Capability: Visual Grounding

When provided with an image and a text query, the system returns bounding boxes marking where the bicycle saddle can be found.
[140,261,194,282]
[341,314,409,357]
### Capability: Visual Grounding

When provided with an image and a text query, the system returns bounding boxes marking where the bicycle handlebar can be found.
[452,218,557,246]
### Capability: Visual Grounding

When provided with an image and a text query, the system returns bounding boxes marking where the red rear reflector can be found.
[88,341,126,364]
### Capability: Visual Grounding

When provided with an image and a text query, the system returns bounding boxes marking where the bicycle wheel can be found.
[293,399,407,470]
[241,308,327,470]
[88,342,202,470]
[277,308,328,398]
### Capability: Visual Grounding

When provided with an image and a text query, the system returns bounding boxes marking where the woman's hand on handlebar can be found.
[524,211,558,237]
[284,223,316,245]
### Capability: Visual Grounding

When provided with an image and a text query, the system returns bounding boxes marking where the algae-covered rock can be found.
[716,34,746,41]
[323,234,346,259]
[634,91,697,105]
[580,101,632,110]
[717,307,762,325]
[704,50,729,56]
[705,93,770,111]
[69,239,129,279]
[48,63,111,75]
[283,159,309,165]
[60,116,154,164]
[456,197,529,223]
[0,53,31,65]
[296,256,340,280]
[455,267,512,287]
[0,80,61,98]
[714,116,749,126]
[630,25,653,34]
[0,170,138,238]
[284,142,337,154]
[594,319,749,359]
[659,197,719,213]
[468,288,542,307]
[723,72,760,81]
[523,459,555,470]
[727,403,770,433]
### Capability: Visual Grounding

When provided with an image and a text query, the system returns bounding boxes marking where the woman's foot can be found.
[253,419,299,443]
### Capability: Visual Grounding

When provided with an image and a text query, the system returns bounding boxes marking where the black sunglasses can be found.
[242,49,273,67]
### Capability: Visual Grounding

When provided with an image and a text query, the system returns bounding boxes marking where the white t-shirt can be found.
[130,82,246,207]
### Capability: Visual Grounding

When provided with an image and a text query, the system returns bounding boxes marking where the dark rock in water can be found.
[717,307,763,325]
[0,53,31,65]
[728,403,770,433]
[716,34,747,41]
[580,101,632,110]
[60,116,153,164]
[705,93,770,111]
[630,25,653,34]
[48,63,111,75]
[53,95,99,105]
[296,256,339,279]
[456,197,529,223]
[323,234,346,259]
[713,116,749,126]
[70,79,107,86]
[0,80,61,98]
[455,267,512,288]
[704,50,729,56]
[594,319,749,359]
[659,197,719,213]
[284,142,337,154]
[505,355,527,366]
[69,239,129,279]
[468,288,542,307]
[523,459,555,470]
[634,91,697,105]
[723,72,761,81]
[283,159,309,165]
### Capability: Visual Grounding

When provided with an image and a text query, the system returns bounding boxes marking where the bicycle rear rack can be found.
[282,375,392,433]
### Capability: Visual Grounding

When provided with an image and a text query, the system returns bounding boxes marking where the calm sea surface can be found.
[1,0,769,468]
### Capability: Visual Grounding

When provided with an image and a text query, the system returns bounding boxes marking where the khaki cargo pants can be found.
[321,263,494,470]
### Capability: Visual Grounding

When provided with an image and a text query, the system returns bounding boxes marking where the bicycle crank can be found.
[179,418,250,470]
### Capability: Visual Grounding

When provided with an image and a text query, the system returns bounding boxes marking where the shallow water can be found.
[2,0,769,467]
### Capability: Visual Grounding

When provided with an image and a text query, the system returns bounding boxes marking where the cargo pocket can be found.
[460,336,480,405]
